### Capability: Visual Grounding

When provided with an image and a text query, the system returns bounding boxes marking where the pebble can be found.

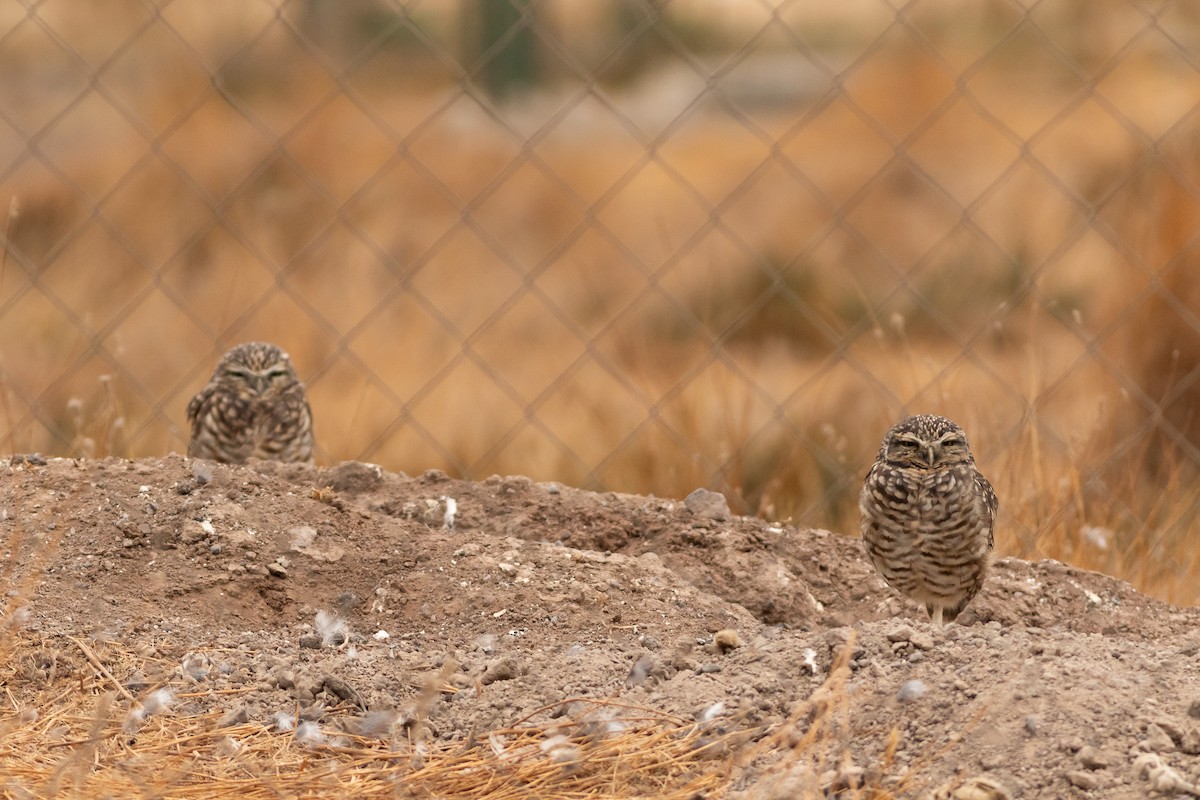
[1154,718,1185,745]
[897,680,927,703]
[886,625,933,651]
[322,676,365,709]
[1188,698,1200,719]
[268,668,296,690]
[638,635,662,651]
[325,461,383,492]
[1076,745,1111,769]
[1181,727,1200,755]
[1024,715,1039,735]
[909,631,935,651]
[481,657,519,685]
[299,634,323,649]
[1065,770,1100,791]
[979,754,1004,770]
[1142,723,1176,753]
[683,488,730,521]
[180,521,209,545]
[945,775,1012,799]
[218,706,249,727]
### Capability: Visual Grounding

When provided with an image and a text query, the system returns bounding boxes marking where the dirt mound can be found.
[4,455,1200,797]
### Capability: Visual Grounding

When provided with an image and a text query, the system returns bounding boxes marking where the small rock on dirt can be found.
[684,488,730,521]
[1154,718,1185,745]
[961,779,1010,800]
[218,706,249,727]
[481,658,519,685]
[1066,770,1100,791]
[1142,722,1176,753]
[324,461,384,493]
[322,676,365,709]
[268,668,296,690]
[909,630,934,650]
[1076,745,1111,769]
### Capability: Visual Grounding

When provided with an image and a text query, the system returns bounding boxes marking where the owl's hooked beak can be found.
[925,445,937,466]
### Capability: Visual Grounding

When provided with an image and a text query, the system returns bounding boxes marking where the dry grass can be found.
[0,684,730,798]
[2,6,1200,604]
[0,625,906,800]
[0,491,897,799]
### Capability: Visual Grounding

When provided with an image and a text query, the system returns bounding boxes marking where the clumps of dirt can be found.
[3,455,1200,798]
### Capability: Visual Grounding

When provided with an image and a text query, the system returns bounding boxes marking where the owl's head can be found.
[878,414,975,469]
[216,342,298,397]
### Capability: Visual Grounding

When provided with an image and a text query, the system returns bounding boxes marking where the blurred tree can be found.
[299,0,373,63]
[466,0,540,99]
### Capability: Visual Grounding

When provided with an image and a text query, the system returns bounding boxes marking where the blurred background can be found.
[3,0,1200,602]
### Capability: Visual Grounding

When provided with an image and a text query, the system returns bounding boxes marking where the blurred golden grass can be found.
[3,11,1200,603]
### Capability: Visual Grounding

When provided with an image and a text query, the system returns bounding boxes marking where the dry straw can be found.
[0,633,736,799]
[0,628,903,799]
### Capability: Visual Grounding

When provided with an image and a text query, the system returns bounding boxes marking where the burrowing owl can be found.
[859,414,997,626]
[186,342,314,464]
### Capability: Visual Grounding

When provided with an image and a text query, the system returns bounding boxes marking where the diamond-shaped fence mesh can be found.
[4,0,1200,602]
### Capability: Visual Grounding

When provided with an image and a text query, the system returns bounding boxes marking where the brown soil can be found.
[4,455,1200,798]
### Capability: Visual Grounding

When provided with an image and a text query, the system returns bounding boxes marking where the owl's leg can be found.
[927,603,945,627]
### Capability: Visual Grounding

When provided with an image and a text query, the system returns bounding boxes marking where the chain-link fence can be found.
[3,1,1200,600]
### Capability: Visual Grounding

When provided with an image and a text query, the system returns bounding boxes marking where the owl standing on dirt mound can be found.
[859,414,997,626]
[186,342,314,465]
